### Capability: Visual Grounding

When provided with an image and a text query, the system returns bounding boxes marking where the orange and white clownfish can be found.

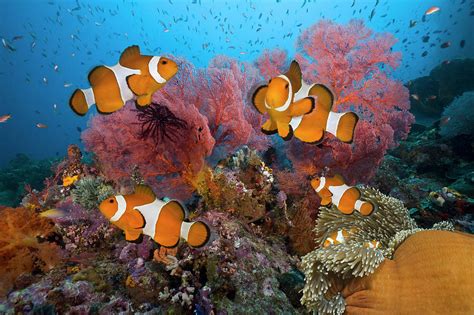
[252,60,358,143]
[364,240,381,249]
[323,229,350,248]
[69,45,178,116]
[310,174,376,216]
[99,185,210,248]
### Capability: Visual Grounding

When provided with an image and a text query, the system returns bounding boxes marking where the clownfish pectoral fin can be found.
[277,121,293,141]
[134,185,156,203]
[136,94,153,107]
[252,85,268,114]
[119,45,141,68]
[308,84,334,112]
[261,118,278,135]
[126,74,155,96]
[121,209,146,229]
[289,97,315,116]
[285,60,302,91]
[320,197,332,207]
[125,229,143,243]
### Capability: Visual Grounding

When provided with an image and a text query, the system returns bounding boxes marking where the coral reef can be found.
[0,206,62,297]
[300,187,456,314]
[82,56,270,200]
[55,200,116,254]
[0,154,56,207]
[407,58,474,125]
[195,146,275,223]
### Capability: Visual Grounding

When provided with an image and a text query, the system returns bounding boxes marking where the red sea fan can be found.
[272,19,414,189]
[255,49,288,81]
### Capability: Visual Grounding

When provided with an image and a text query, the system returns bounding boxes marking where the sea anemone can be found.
[71,176,115,211]
[300,186,456,314]
[134,103,188,144]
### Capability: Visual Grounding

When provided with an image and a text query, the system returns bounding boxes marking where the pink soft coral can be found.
[82,57,269,199]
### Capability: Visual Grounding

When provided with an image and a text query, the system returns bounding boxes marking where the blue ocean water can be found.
[0,0,471,166]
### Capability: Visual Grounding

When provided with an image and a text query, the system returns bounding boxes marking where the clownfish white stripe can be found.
[315,177,327,193]
[106,63,140,104]
[326,111,344,136]
[336,230,345,243]
[148,56,167,84]
[82,88,95,108]
[265,75,293,112]
[328,184,351,206]
[110,195,127,222]
[135,198,166,239]
[354,200,364,211]
[180,221,194,241]
[294,81,314,102]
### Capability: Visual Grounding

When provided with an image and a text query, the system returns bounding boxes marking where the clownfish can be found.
[364,240,381,249]
[323,229,350,248]
[252,60,358,144]
[311,174,376,216]
[69,45,178,116]
[99,185,210,248]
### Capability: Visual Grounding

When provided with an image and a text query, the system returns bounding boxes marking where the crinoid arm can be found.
[134,102,188,145]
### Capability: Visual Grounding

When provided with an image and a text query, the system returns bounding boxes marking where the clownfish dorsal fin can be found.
[332,174,346,185]
[285,60,302,93]
[134,184,156,201]
[120,45,141,68]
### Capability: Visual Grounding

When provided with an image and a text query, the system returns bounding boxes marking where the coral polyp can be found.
[134,103,188,144]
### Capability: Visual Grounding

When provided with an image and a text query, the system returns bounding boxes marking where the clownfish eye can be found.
[285,83,289,89]
[161,60,168,65]
[109,199,114,203]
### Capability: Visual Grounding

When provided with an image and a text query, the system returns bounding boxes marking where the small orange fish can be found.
[99,185,211,248]
[425,6,440,15]
[364,240,381,249]
[36,123,48,128]
[311,174,376,216]
[323,229,350,248]
[411,94,420,101]
[0,114,12,123]
[439,116,451,126]
[63,175,79,187]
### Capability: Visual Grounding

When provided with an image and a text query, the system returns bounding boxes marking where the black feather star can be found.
[134,103,188,145]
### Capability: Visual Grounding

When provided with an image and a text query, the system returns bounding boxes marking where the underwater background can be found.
[0,0,473,314]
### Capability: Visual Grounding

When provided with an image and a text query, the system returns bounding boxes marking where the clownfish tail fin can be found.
[70,88,94,116]
[337,112,359,143]
[355,200,377,216]
[181,221,211,248]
